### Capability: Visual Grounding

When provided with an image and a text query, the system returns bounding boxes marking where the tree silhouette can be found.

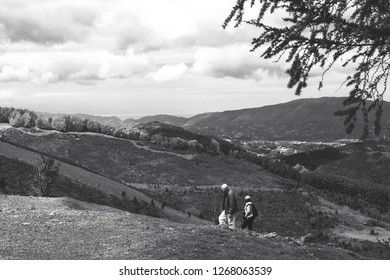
[224,0,390,138]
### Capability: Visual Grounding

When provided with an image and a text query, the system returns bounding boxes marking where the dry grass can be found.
[0,195,356,260]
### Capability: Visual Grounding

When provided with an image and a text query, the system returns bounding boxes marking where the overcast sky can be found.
[0,0,369,119]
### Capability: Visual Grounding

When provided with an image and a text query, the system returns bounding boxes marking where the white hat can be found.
[221,183,228,190]
[245,195,251,200]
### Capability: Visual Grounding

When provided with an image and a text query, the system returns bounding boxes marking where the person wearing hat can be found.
[241,195,256,231]
[218,183,238,229]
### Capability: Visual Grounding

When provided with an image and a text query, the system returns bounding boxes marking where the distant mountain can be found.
[124,114,188,126]
[125,97,390,141]
[36,97,390,141]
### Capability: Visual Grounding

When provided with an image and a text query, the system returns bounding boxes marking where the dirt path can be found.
[0,140,209,225]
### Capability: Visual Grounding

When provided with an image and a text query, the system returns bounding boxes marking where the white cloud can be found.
[0,66,31,82]
[0,0,98,44]
[192,44,284,80]
[149,63,189,82]
[0,49,150,84]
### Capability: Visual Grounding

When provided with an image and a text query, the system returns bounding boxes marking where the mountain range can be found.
[125,97,390,141]
[38,97,390,141]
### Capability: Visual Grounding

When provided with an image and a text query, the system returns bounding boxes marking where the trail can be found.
[0,140,209,225]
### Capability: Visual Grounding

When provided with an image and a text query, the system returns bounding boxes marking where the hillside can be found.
[0,125,278,188]
[2,125,390,259]
[0,136,208,225]
[0,195,356,260]
[282,140,390,185]
[124,97,390,141]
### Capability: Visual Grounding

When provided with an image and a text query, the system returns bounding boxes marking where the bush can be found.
[67,116,85,132]
[36,116,52,130]
[0,107,14,123]
[85,119,101,133]
[206,139,220,155]
[139,130,151,141]
[51,115,67,132]
[20,111,37,128]
[126,127,140,140]
[8,110,24,127]
[101,125,115,136]
[151,134,164,144]
[113,127,128,138]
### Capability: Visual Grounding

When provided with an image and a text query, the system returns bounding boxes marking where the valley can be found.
[1,98,390,259]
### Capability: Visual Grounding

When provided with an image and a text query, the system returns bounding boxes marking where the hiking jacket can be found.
[223,189,238,214]
[244,202,253,218]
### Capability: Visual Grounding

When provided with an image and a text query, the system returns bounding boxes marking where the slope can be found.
[0,195,356,260]
[0,140,208,225]
[0,125,281,188]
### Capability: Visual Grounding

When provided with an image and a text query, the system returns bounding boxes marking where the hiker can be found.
[218,183,238,230]
[241,195,257,231]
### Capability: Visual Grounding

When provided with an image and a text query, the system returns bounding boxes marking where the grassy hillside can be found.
[2,125,390,259]
[0,141,209,225]
[0,126,278,188]
[0,156,159,217]
[0,195,357,260]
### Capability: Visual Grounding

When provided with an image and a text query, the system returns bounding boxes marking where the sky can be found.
[0,0,363,119]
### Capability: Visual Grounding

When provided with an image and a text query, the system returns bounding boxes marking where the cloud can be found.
[0,49,150,84]
[0,1,98,44]
[149,63,189,82]
[0,66,31,82]
[192,44,284,80]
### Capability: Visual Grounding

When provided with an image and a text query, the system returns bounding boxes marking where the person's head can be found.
[221,183,229,194]
[245,195,251,202]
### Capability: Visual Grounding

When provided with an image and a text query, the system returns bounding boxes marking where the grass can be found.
[2,126,390,259]
[0,195,357,260]
[0,156,159,218]
[0,127,283,187]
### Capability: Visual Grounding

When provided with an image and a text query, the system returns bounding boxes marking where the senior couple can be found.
[218,183,256,231]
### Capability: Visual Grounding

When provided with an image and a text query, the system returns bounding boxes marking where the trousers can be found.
[218,210,238,229]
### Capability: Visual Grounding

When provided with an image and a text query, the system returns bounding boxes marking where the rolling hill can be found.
[124,97,390,141]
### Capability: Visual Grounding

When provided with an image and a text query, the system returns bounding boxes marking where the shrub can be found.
[206,139,220,155]
[139,130,151,141]
[8,110,24,127]
[113,127,128,138]
[67,116,85,132]
[0,107,14,123]
[20,111,37,128]
[101,124,115,136]
[151,134,164,144]
[36,116,52,130]
[51,115,67,132]
[126,127,140,140]
[85,119,101,133]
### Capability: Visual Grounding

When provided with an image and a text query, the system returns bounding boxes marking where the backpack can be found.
[251,204,258,218]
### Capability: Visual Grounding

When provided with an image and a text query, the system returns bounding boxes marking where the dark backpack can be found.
[251,204,258,218]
